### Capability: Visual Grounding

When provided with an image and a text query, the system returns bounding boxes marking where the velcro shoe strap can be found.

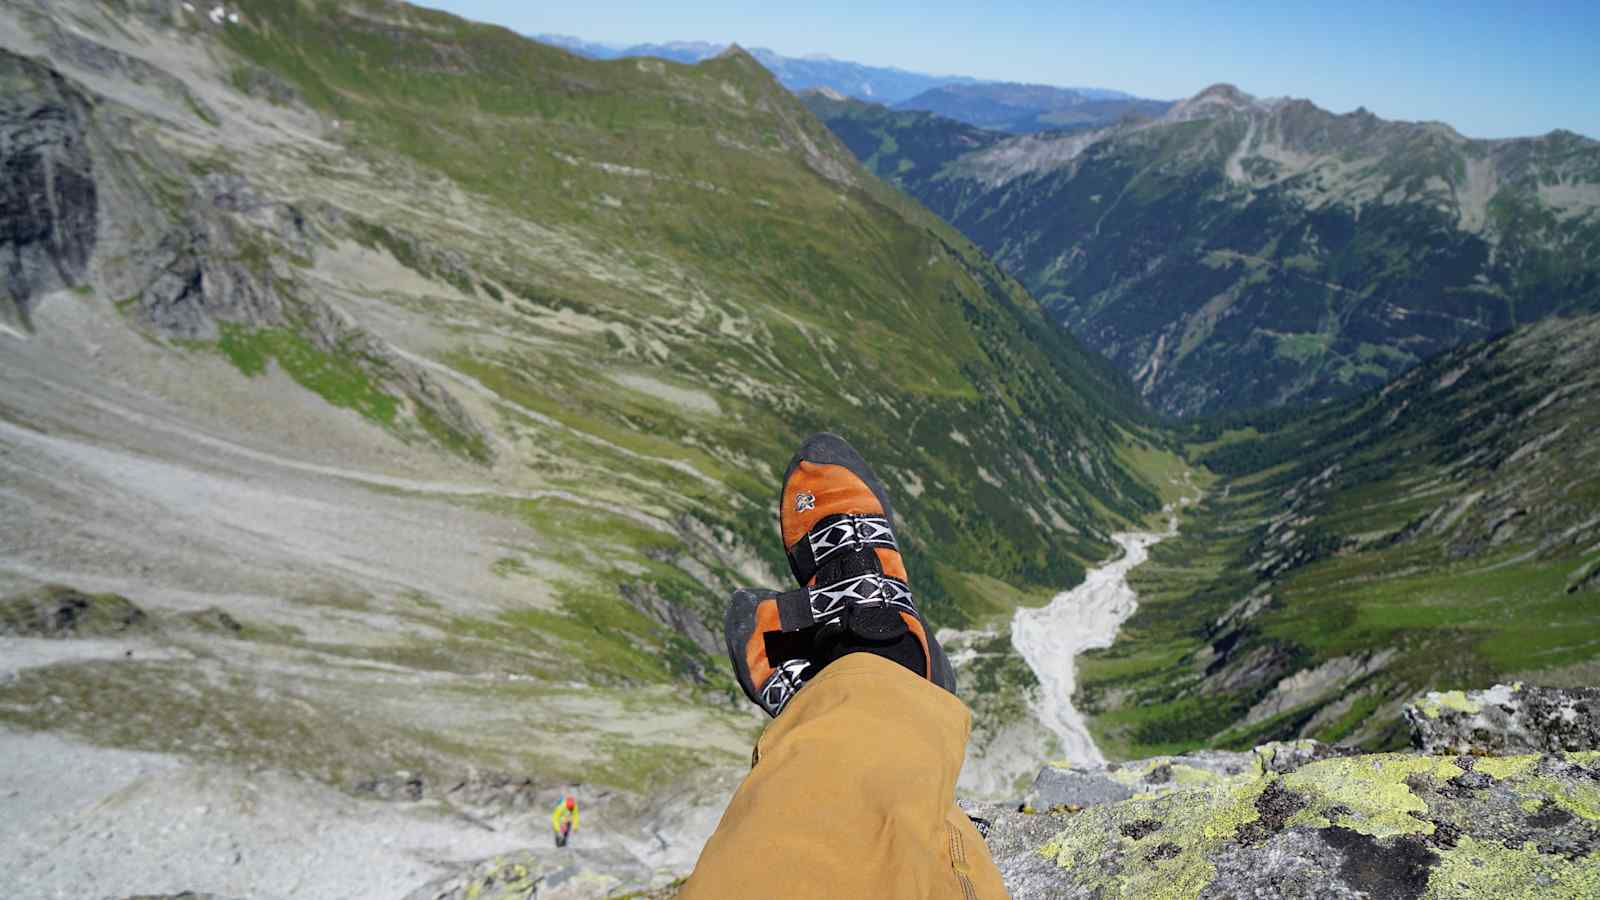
[785,514,898,586]
[773,574,916,632]
[758,657,814,716]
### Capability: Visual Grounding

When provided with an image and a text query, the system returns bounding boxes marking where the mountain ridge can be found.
[807,83,1600,416]
[531,32,1148,126]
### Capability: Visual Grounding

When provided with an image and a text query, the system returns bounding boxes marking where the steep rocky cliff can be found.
[0,51,97,328]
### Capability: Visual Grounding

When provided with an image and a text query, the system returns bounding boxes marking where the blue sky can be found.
[421,1,1598,139]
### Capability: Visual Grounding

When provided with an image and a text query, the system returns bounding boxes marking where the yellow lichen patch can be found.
[1105,759,1245,795]
[1472,755,1540,780]
[1199,779,1274,843]
[1415,690,1483,719]
[1041,811,1116,872]
[1102,759,1166,788]
[1172,764,1239,787]
[1040,778,1270,898]
[1522,775,1600,822]
[1427,834,1600,899]
[1280,753,1464,838]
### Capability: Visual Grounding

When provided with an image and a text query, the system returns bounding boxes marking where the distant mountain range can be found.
[533,33,985,102]
[533,34,1156,133]
[805,85,1600,416]
[892,83,1172,134]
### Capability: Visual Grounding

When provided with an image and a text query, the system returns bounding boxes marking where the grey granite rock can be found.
[1023,764,1135,809]
[1406,683,1600,755]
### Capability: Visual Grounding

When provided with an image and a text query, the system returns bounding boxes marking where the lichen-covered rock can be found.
[0,585,148,637]
[1407,684,1600,755]
[1254,739,1361,775]
[1024,766,1135,810]
[1026,741,1351,812]
[403,849,674,900]
[986,750,1600,899]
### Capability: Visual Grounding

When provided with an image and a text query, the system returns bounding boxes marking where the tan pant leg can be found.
[681,653,1009,899]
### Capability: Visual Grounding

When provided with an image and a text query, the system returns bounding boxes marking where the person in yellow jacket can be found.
[551,794,578,848]
[682,434,1008,898]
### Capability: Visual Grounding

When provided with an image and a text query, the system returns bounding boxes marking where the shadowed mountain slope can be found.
[808,84,1600,417]
[893,82,1169,134]
[1076,314,1600,758]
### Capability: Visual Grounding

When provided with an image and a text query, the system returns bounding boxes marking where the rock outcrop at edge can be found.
[974,744,1600,898]
[1406,683,1600,756]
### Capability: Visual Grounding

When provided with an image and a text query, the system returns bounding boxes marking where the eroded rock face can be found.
[1406,684,1600,755]
[0,50,97,328]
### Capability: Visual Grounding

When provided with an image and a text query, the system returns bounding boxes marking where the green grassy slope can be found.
[1078,314,1600,758]
[798,90,1006,188]
[0,0,1185,794]
[218,0,1161,625]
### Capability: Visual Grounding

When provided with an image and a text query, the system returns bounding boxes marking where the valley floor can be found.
[1014,517,1182,768]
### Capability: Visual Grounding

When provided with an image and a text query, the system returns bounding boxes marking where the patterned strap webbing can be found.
[772,572,916,633]
[785,513,898,587]
[758,657,814,716]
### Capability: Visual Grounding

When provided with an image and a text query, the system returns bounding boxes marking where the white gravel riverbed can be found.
[1011,495,1189,767]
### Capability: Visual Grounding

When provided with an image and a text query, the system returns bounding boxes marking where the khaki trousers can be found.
[681,653,1010,899]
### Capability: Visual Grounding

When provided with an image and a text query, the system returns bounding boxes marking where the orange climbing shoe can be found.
[725,433,955,717]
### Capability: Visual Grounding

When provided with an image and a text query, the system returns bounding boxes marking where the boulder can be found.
[0,585,148,638]
[354,770,425,803]
[1406,683,1600,755]
[1023,765,1134,810]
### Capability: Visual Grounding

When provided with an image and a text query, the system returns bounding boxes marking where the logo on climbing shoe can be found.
[795,491,816,513]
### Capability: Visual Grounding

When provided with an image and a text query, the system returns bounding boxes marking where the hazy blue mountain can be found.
[894,83,1171,133]
[531,33,1143,109]
[531,33,631,59]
